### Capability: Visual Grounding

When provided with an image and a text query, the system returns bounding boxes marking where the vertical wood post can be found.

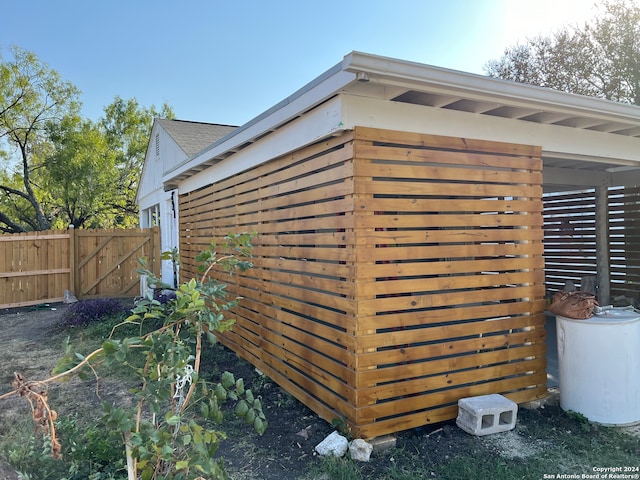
[68,225,78,297]
[595,186,610,305]
[153,226,160,275]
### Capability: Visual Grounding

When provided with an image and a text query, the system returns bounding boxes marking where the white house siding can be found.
[138,125,185,287]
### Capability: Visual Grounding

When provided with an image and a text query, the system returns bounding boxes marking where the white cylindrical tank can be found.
[556,308,640,426]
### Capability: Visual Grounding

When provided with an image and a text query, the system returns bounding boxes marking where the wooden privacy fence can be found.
[179,126,546,439]
[0,227,159,309]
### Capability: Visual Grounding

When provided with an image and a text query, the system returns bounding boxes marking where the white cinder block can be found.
[456,394,518,436]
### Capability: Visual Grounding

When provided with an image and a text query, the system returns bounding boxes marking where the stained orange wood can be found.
[357,313,545,351]
[360,161,542,185]
[357,328,546,369]
[216,331,353,425]
[357,243,544,262]
[0,228,159,308]
[179,127,546,439]
[355,214,543,229]
[354,257,543,282]
[358,300,547,332]
[358,271,545,297]
[354,143,542,170]
[356,178,543,198]
[358,197,543,213]
[357,342,546,385]
[354,126,542,157]
[359,352,546,404]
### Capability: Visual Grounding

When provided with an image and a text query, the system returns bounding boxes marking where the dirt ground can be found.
[0,305,67,480]
[1,304,638,480]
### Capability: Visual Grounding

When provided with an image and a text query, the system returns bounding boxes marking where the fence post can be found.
[68,225,78,297]
[153,226,160,276]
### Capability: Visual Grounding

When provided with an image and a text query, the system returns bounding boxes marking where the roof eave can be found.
[342,51,640,125]
[163,51,640,186]
[163,62,356,184]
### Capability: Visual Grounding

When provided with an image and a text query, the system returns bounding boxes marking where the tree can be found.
[44,116,120,229]
[484,0,640,105]
[0,46,175,231]
[45,98,174,229]
[101,96,174,227]
[0,46,81,232]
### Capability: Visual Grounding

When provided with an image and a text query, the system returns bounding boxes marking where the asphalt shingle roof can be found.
[157,118,237,157]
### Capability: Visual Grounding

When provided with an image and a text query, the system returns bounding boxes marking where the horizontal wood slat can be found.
[608,186,640,298]
[179,127,546,439]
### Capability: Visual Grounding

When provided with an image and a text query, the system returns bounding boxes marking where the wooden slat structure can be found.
[0,228,159,308]
[609,186,640,299]
[542,190,597,293]
[179,127,547,439]
[542,187,640,300]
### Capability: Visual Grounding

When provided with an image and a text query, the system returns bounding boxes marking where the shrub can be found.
[61,298,127,327]
[7,417,126,480]
[4,233,265,480]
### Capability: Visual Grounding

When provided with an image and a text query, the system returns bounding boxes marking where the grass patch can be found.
[297,404,639,480]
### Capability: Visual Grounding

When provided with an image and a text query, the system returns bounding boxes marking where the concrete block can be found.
[368,434,397,452]
[456,394,517,436]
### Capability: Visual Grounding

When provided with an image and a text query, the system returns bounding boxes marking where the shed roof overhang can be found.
[164,52,640,193]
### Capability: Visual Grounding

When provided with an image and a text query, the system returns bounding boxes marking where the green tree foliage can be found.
[485,0,640,105]
[0,46,81,232]
[0,46,175,231]
[100,97,174,227]
[44,116,120,229]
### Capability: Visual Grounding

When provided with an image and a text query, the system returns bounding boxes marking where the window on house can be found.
[155,133,160,157]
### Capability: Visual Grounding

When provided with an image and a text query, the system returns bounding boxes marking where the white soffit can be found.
[342,51,640,130]
[164,51,640,188]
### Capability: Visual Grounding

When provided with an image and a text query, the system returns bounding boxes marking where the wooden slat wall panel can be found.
[609,186,640,300]
[179,133,359,429]
[179,127,546,439]
[542,186,640,303]
[351,127,546,438]
[542,190,597,294]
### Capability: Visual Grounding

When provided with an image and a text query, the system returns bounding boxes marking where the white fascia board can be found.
[339,94,640,165]
[163,69,355,185]
[343,52,640,125]
[137,187,173,211]
[137,186,165,210]
[179,96,346,194]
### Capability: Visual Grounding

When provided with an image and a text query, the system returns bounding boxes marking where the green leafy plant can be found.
[1,232,266,480]
[6,416,127,480]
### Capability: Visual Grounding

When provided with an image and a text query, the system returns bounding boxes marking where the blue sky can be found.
[2,0,599,126]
